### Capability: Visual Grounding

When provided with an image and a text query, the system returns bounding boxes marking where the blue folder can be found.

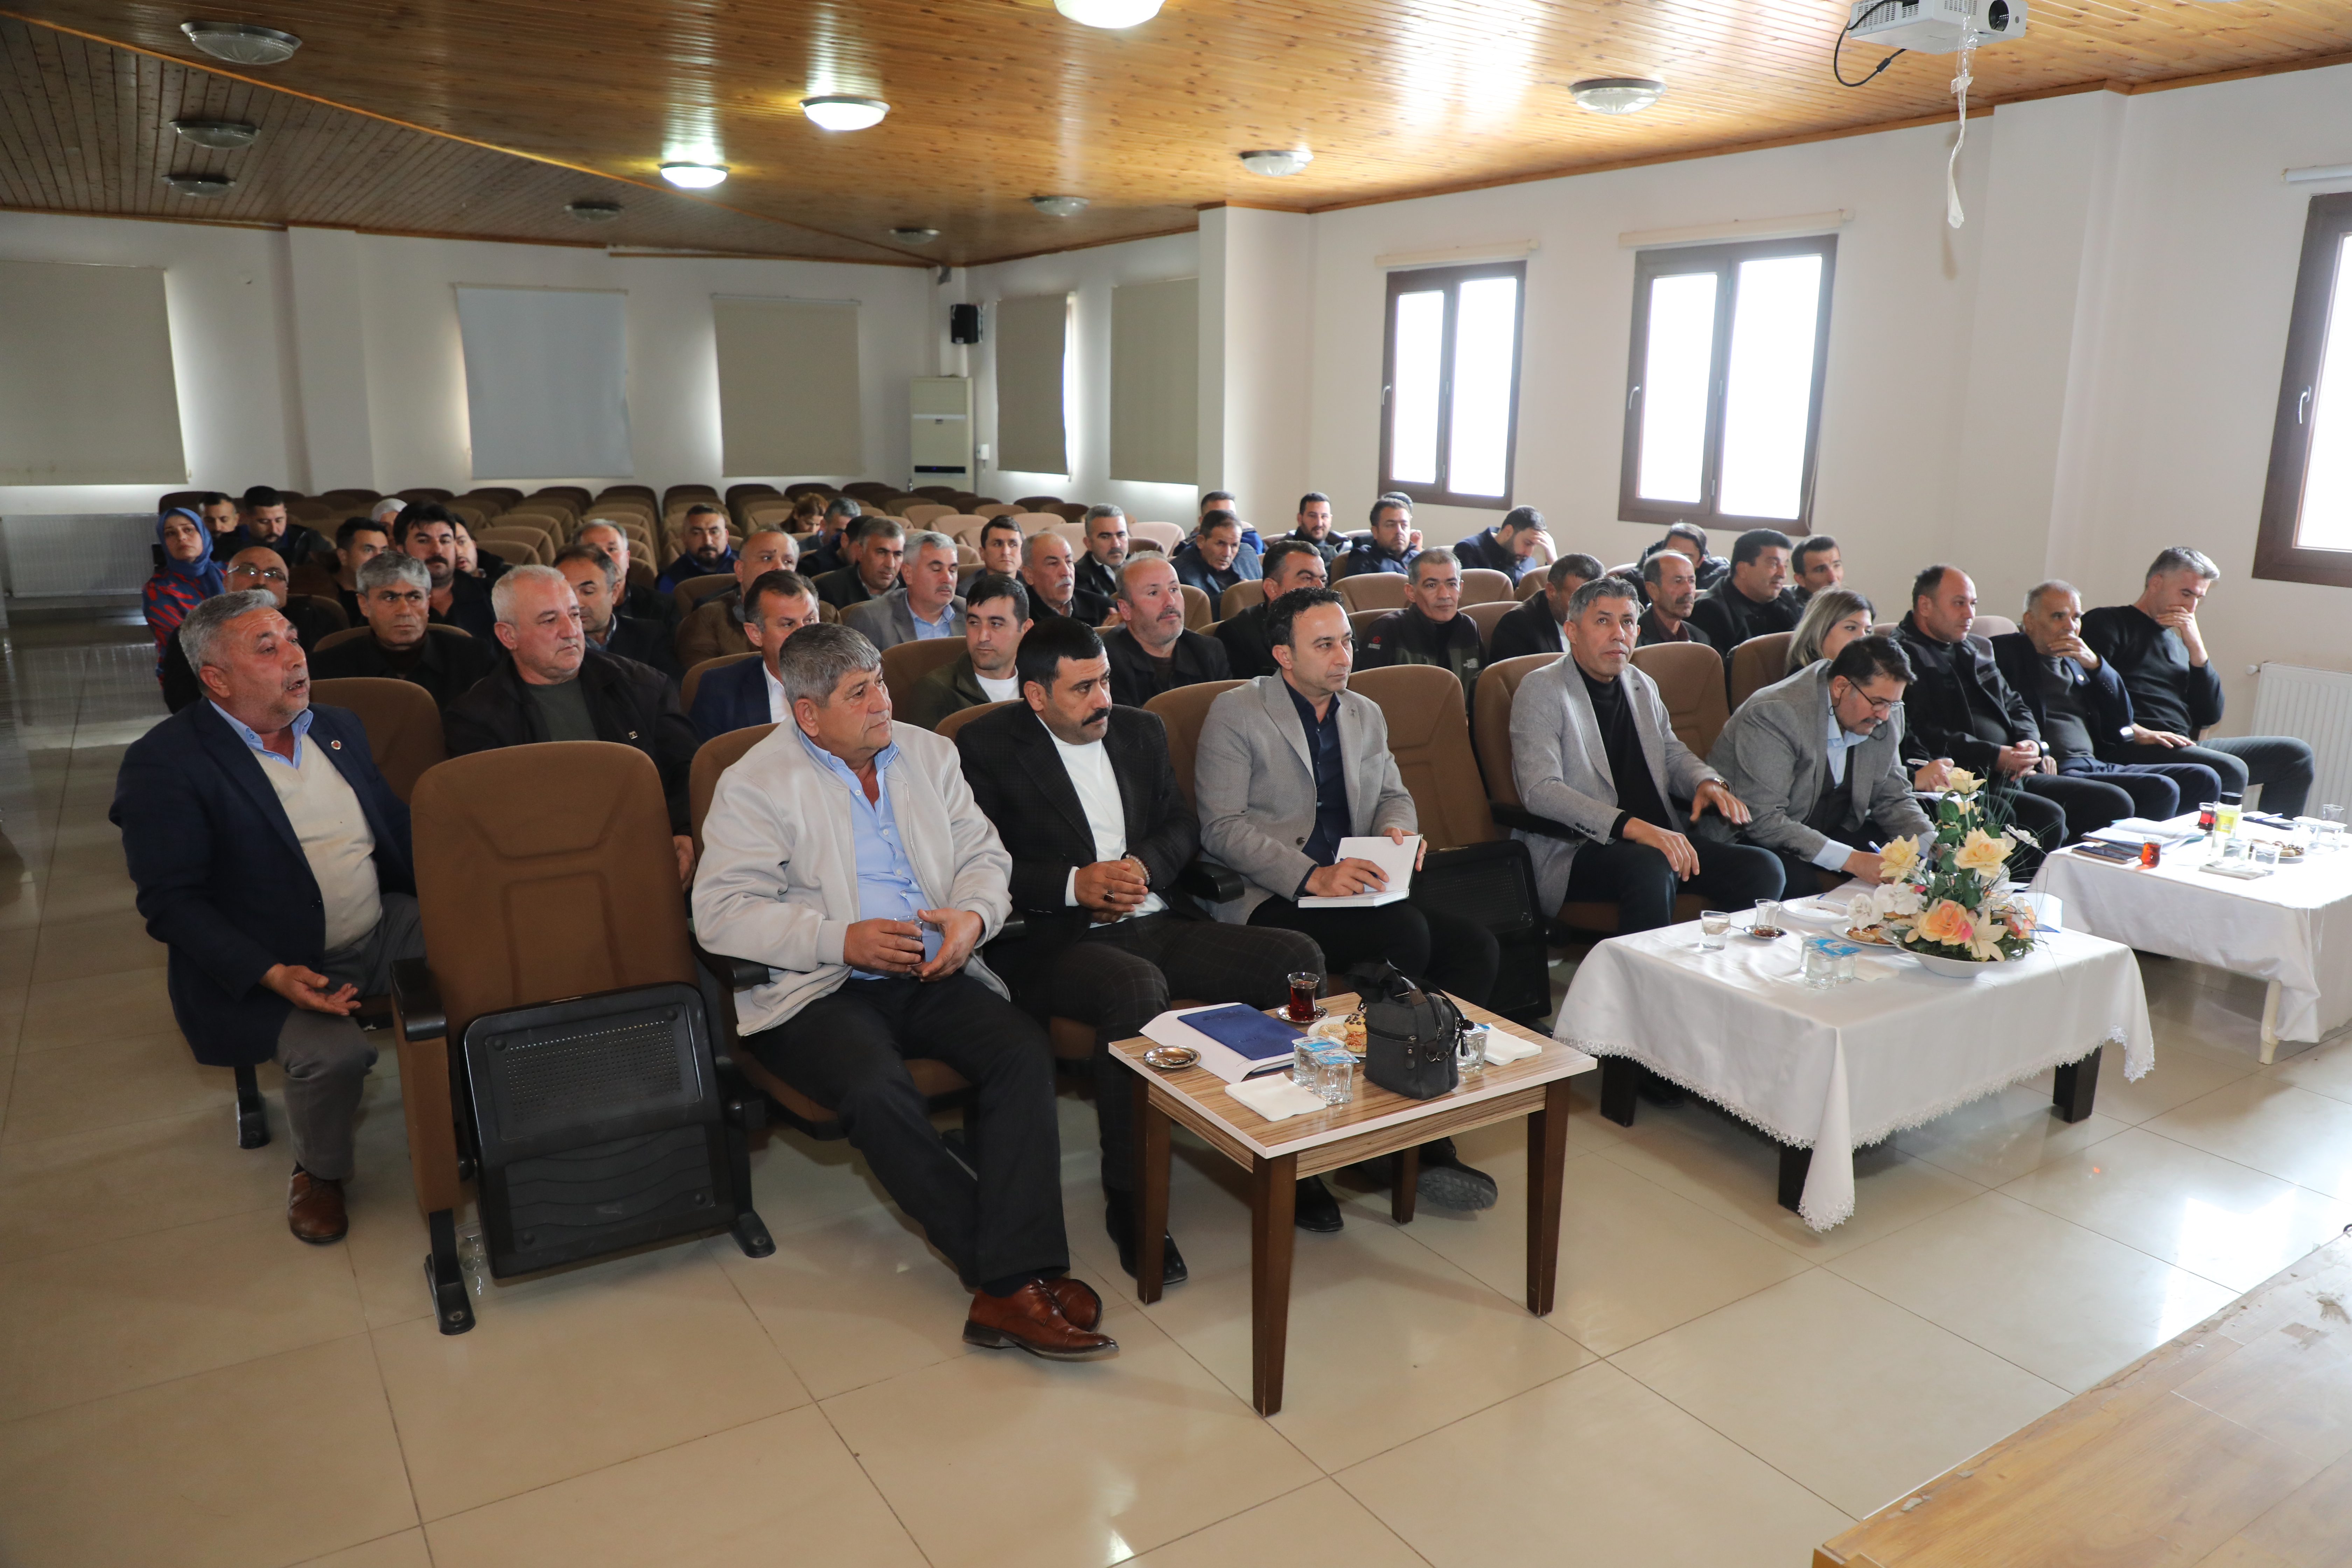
[1182,1003,1304,1061]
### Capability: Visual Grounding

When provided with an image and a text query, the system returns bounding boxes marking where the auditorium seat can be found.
[1131,521,1182,554]
[1516,573,1546,602]
[1465,600,1515,648]
[1180,583,1212,631]
[1339,574,1409,614]
[1728,631,1796,707]
[932,700,1012,744]
[974,502,1019,518]
[680,652,757,712]
[1349,665,1495,849]
[1630,641,1731,757]
[312,676,446,802]
[1218,581,1259,621]
[1348,608,1388,642]
[901,502,953,527]
[880,638,967,716]
[672,574,739,619]
[310,623,475,655]
[1143,680,1244,810]
[1972,614,2019,638]
[473,537,537,569]
[1458,568,1513,605]
[1014,495,1064,511]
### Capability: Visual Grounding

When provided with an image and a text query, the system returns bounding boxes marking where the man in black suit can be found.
[556,542,679,681]
[329,517,390,624]
[1101,556,1230,707]
[1687,528,1802,650]
[397,504,498,642]
[955,615,1318,1283]
[1019,531,1112,625]
[813,516,904,612]
[113,590,420,1245]
[219,484,334,569]
[1216,538,1329,679]
[576,521,681,637]
[797,497,863,579]
[1486,553,1603,665]
[1074,505,1128,603]
[307,555,499,710]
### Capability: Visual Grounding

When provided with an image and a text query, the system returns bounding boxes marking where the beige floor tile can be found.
[0,1206,367,1419]
[2094,1034,2255,1124]
[0,1334,415,1568]
[17,965,177,1051]
[31,908,168,984]
[1999,1125,2352,1292]
[1126,1480,1428,1568]
[0,1104,285,1262]
[295,1529,434,1568]
[38,827,128,884]
[1341,1359,1851,1568]
[30,872,138,925]
[375,1242,809,1519]
[425,1406,925,1568]
[0,986,24,1054]
[1610,1268,2068,1519]
[0,928,37,987]
[2269,1032,2352,1107]
[340,1084,445,1330]
[2143,1077,2352,1197]
[2,1029,238,1142]
[824,1305,1321,1568]
[1889,1079,2126,1187]
[741,1122,896,1238]
[2148,982,2277,1065]
[1825,1189,2238,1393]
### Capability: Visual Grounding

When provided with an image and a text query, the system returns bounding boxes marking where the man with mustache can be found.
[396,504,498,642]
[1100,556,1228,708]
[658,504,736,592]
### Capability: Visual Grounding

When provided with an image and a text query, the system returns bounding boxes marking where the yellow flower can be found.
[1915,899,1975,947]
[1944,768,1983,797]
[1877,835,1921,882]
[1952,827,2014,876]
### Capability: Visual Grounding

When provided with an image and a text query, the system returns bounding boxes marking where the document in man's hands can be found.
[1297,834,1420,908]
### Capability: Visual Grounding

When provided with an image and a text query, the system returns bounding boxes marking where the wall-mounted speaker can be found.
[949,303,981,345]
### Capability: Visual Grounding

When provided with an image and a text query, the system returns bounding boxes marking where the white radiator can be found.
[2250,662,2352,814]
[0,513,157,598]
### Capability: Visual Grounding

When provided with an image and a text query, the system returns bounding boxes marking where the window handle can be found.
[1627,384,1640,412]
[2300,386,2314,425]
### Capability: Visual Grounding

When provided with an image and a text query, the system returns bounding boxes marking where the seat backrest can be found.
[1516,573,1547,602]
[475,537,537,568]
[934,699,1013,744]
[1218,580,1261,621]
[1465,601,1514,648]
[938,516,989,546]
[1044,519,1088,545]
[673,574,739,618]
[901,502,953,527]
[1630,641,1732,758]
[1459,568,1513,606]
[1180,583,1212,631]
[1132,521,1183,554]
[1729,631,1796,708]
[681,652,758,713]
[1015,495,1064,510]
[974,503,1019,518]
[1013,512,1063,533]
[1349,664,1496,847]
[1143,679,1245,809]
[311,677,447,803]
[688,723,777,858]
[1472,653,1559,810]
[1972,614,2018,639]
[881,638,968,719]
[412,742,693,1040]
[313,625,370,654]
[1348,608,1388,642]
[1339,574,1408,613]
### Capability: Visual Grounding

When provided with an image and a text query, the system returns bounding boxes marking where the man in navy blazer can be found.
[688,569,822,742]
[113,590,421,1246]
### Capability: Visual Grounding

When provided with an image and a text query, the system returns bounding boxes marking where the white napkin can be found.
[1224,1075,1329,1121]
[1479,1030,1541,1064]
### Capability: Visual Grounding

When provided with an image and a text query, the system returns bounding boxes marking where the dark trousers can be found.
[745,975,1066,1287]
[2020,771,2142,844]
[1020,914,1317,1194]
[2055,756,2225,821]
[1247,892,1500,1010]
[1561,835,1785,933]
[1979,786,2066,872]
[2099,737,2315,819]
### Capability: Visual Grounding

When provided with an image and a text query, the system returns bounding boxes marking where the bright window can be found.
[2259,194,2352,586]
[1380,261,1524,509]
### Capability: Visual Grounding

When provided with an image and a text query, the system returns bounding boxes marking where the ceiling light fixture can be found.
[1054,0,1163,27]
[1238,148,1314,177]
[162,172,236,197]
[800,95,889,132]
[567,200,623,222]
[659,161,729,189]
[169,118,259,149]
[1029,195,1089,217]
[1568,77,1666,115]
[890,226,940,243]
[178,21,301,65]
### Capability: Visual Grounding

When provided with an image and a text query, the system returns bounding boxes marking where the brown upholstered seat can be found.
[1338,574,1408,614]
[1458,568,1513,605]
[1218,581,1260,621]
[1348,608,1387,641]
[1729,631,1797,708]
[311,623,474,657]
[1348,664,1495,850]
[311,677,446,803]
[1516,573,1547,602]
[1465,600,1515,649]
[1142,679,1243,811]
[881,638,967,716]
[932,699,1012,744]
[1179,583,1212,631]
[671,574,739,619]
[1630,641,1731,758]
[680,652,757,713]
[1130,521,1182,554]
[473,537,537,569]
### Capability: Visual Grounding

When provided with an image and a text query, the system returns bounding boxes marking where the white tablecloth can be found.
[1553,925,2153,1230]
[2033,832,2352,1045]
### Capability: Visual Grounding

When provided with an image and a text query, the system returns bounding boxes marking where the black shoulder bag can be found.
[1351,961,1464,1101]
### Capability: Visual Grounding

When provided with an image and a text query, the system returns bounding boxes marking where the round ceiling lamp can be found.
[567,200,623,222]
[1054,0,1163,26]
[1030,195,1090,217]
[1568,77,1665,115]
[1238,148,1313,177]
[178,21,301,65]
[659,161,729,189]
[800,95,890,132]
[162,172,237,197]
[890,226,940,243]
[169,118,259,149]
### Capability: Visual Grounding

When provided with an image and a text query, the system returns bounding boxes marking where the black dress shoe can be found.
[1294,1175,1344,1233]
[1104,1198,1188,1286]
[1416,1137,1499,1210]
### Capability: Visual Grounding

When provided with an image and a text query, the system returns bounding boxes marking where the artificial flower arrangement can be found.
[1857,769,2044,965]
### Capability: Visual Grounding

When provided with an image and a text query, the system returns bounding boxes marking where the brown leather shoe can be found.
[287,1168,349,1244]
[1048,1275,1104,1332]
[963,1280,1118,1360]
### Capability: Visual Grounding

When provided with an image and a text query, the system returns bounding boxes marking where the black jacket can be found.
[1686,584,1800,650]
[596,611,682,682]
[1074,554,1122,604]
[1989,632,2137,760]
[1215,599,1280,680]
[1357,605,1483,702]
[1284,527,1344,564]
[432,572,499,643]
[1636,607,1715,649]
[1027,583,1113,626]
[1102,626,1231,709]
[1338,537,1414,578]
[308,627,499,711]
[1452,527,1531,583]
[217,523,332,569]
[442,648,697,832]
[1893,614,2040,774]
[1485,596,1565,664]
[814,565,889,611]
[953,701,1202,993]
[2080,603,2224,739]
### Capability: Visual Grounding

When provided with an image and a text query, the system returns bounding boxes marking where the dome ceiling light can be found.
[1030,195,1090,217]
[169,118,259,149]
[1054,0,1164,27]
[1238,148,1314,177]
[800,95,890,132]
[659,162,729,189]
[890,226,940,243]
[178,21,301,65]
[567,200,623,222]
[162,171,237,197]
[1568,77,1666,115]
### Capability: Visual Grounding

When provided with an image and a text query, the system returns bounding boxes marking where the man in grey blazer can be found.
[841,530,966,650]
[1197,587,1503,1222]
[1708,635,1935,897]
[1511,576,1783,927]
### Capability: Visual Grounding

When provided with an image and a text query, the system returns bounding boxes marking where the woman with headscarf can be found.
[145,507,226,682]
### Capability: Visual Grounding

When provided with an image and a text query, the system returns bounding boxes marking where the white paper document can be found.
[1297,834,1420,908]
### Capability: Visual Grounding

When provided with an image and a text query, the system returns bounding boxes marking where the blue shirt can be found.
[1283,679,1350,878]
[910,603,958,640]
[796,731,941,976]
[210,702,314,769]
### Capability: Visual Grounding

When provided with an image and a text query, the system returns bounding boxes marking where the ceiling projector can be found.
[1846,0,2024,54]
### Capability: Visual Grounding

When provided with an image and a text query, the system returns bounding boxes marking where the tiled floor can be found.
[4,616,2350,1567]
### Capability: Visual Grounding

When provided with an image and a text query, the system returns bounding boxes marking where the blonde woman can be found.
[1786,588,1875,674]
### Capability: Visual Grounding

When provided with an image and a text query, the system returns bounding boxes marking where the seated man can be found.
[223,484,333,569]
[397,504,497,641]
[688,570,823,742]
[1197,587,1502,1226]
[814,517,905,612]
[1486,552,1603,664]
[557,543,679,680]
[797,496,863,579]
[1991,581,2224,821]
[962,516,1025,594]
[957,616,1318,1282]
[1102,556,1229,707]
[1216,538,1328,679]
[904,574,1031,732]
[677,528,799,669]
[2084,547,2316,817]
[657,504,736,591]
[1074,506,1128,603]
[842,530,966,649]
[1656,521,1730,593]
[1170,511,1261,600]
[1286,491,1344,564]
[1020,531,1113,625]
[114,590,421,1245]
[1453,505,1556,585]
[1636,548,1714,649]
[443,565,696,885]
[160,545,345,712]
[694,624,1115,1359]
[1511,576,1783,924]
[578,520,680,634]
[1791,535,1843,606]
[1357,547,1483,705]
[307,555,499,709]
[450,520,507,586]
[328,517,388,624]
[1687,528,1802,649]
[1337,496,1419,578]
[196,490,241,557]
[1708,635,1936,896]
[1196,490,1265,553]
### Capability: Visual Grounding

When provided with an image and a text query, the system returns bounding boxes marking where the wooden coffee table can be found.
[1113,992,1596,1416]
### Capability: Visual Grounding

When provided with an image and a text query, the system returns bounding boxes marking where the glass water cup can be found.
[1801,936,1839,988]
[1286,970,1321,1024]
[1697,910,1731,951]
[2253,840,2282,870]
[2219,835,2248,865]
[1455,1024,1489,1076]
[1292,1040,1321,1090]
[1314,1045,1356,1105]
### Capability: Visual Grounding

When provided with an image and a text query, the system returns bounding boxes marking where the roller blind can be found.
[455,285,633,479]
[1110,277,1198,485]
[0,261,186,485]
[995,293,1069,476]
[713,296,863,476]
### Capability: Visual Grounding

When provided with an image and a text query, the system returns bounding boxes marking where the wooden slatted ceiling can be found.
[5,0,2352,266]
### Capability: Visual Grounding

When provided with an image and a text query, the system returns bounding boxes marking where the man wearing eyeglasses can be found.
[159,546,347,712]
[1705,634,1938,896]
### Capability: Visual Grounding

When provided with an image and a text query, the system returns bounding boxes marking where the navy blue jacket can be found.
[112,702,413,1068]
[689,655,774,744]
[1989,632,2137,754]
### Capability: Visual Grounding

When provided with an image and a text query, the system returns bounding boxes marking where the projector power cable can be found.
[1833,0,1908,88]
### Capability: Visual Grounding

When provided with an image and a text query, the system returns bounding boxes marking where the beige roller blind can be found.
[0,261,186,485]
[994,292,1069,476]
[1110,277,1198,485]
[713,296,863,475]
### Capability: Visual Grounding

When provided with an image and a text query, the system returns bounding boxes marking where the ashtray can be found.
[1743,925,1785,941]
[1142,1045,1199,1071]
[1278,1004,1328,1024]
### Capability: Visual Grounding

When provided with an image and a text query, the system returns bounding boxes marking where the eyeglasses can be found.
[227,566,287,582]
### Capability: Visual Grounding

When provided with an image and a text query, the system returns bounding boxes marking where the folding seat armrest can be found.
[391,957,446,1040]
[997,914,1028,943]
[1176,858,1242,904]
[1489,802,1582,840]
[691,940,771,991]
